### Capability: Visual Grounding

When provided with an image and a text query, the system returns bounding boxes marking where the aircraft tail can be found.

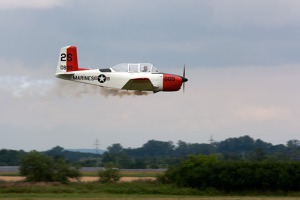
[56,46,88,74]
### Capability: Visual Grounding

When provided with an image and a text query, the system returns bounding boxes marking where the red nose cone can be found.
[163,74,183,91]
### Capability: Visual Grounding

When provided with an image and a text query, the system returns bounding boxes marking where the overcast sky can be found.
[1,0,300,151]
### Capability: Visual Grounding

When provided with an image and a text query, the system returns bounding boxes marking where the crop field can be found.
[0,169,161,183]
[0,169,159,182]
[0,169,164,177]
[81,170,164,177]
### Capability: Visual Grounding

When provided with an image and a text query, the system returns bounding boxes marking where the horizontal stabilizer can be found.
[55,73,74,80]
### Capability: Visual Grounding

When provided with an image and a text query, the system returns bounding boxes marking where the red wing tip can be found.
[78,68,90,71]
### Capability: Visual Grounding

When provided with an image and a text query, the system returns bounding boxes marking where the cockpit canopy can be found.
[111,63,159,73]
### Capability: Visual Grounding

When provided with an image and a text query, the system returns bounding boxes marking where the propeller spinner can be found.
[182,65,188,92]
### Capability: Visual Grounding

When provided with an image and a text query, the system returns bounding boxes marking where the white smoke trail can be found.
[0,75,54,98]
[0,75,149,98]
[100,88,149,98]
[55,80,149,98]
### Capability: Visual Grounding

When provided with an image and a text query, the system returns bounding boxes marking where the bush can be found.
[160,155,300,192]
[98,163,121,183]
[19,151,81,183]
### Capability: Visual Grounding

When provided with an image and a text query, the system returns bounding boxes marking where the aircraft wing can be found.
[122,78,154,91]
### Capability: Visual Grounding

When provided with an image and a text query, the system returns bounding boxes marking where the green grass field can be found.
[1,170,300,199]
[0,196,299,200]
[0,181,300,200]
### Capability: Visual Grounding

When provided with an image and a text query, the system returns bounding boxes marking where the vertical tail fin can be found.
[56,46,88,74]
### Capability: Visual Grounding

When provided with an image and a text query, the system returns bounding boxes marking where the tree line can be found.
[4,135,300,193]
[160,155,300,192]
[1,135,300,168]
[15,151,300,192]
[102,135,300,168]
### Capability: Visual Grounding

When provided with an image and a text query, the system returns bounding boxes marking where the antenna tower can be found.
[209,135,215,145]
[94,139,100,154]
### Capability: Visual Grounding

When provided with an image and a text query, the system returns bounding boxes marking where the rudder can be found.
[56,46,88,74]
[56,46,79,73]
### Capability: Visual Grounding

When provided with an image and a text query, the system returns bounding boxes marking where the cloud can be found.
[235,105,292,122]
[209,0,300,28]
[0,1,299,68]
[0,0,69,10]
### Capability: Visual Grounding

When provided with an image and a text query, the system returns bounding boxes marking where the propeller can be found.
[182,64,188,93]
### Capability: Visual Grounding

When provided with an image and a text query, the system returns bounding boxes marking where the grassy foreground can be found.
[1,195,300,200]
[1,181,300,199]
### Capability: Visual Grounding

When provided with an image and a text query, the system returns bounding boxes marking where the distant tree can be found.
[46,146,64,157]
[255,139,272,149]
[102,143,133,168]
[174,141,215,156]
[0,149,26,166]
[80,159,100,167]
[107,143,123,154]
[127,140,174,157]
[141,140,174,157]
[286,140,300,160]
[268,144,287,160]
[287,140,300,148]
[252,148,266,161]
[175,140,189,156]
[44,146,101,164]
[217,135,255,155]
[19,151,81,183]
[132,158,147,168]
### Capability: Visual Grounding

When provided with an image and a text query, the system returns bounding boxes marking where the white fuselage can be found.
[64,69,164,91]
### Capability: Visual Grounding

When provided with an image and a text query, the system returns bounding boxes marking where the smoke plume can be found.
[55,80,149,98]
[0,75,149,98]
[0,75,54,97]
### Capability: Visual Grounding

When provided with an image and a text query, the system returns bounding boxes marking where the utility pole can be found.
[94,139,100,154]
[209,135,217,154]
[209,135,215,145]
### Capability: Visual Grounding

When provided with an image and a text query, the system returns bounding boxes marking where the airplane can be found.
[55,46,188,93]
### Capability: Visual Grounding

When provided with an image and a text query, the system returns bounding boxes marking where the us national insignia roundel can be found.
[98,74,106,83]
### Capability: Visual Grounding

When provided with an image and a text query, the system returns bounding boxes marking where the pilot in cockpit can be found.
[142,66,148,72]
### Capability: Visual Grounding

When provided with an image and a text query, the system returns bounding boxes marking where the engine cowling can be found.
[162,74,183,91]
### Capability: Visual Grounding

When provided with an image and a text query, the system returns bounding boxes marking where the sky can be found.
[1,0,300,151]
